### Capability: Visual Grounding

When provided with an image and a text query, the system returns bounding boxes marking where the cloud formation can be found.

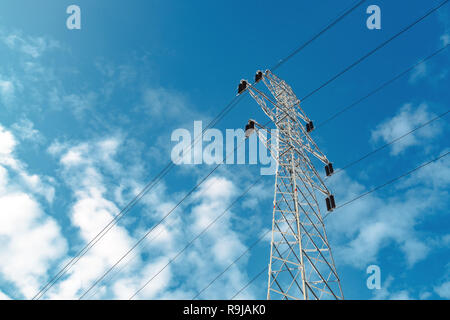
[371,103,443,155]
[0,124,66,299]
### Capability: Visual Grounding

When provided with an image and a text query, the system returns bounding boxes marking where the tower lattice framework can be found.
[240,70,344,300]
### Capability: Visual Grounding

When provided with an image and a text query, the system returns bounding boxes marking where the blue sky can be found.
[0,0,449,300]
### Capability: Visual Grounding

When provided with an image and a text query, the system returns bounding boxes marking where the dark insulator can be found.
[326,197,332,211]
[309,121,314,131]
[245,120,255,138]
[306,122,311,132]
[238,80,248,94]
[325,163,334,176]
[255,70,263,82]
[245,122,254,132]
[330,195,336,209]
[328,162,334,174]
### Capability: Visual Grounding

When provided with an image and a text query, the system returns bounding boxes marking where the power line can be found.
[84,142,253,299]
[80,137,256,299]
[192,228,271,300]
[332,110,449,176]
[125,6,450,296]
[85,169,240,300]
[129,177,264,300]
[300,0,450,101]
[187,103,449,299]
[78,149,231,300]
[333,151,449,211]
[32,110,232,300]
[31,160,174,300]
[230,125,449,297]
[230,267,267,300]
[260,33,449,131]
[226,152,450,299]
[34,0,364,299]
[34,2,365,300]
[271,0,367,71]
[126,105,448,300]
[122,50,449,299]
[316,43,450,129]
[39,0,442,299]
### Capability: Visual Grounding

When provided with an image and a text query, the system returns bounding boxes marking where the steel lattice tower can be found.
[238,70,343,300]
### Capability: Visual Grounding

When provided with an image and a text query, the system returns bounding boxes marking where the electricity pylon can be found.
[239,70,343,300]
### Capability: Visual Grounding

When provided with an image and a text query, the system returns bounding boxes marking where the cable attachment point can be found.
[325,195,336,212]
[325,162,334,177]
[255,70,263,83]
[237,79,248,95]
[245,119,256,138]
[306,120,314,133]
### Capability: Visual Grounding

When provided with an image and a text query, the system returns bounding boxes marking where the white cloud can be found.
[11,118,44,143]
[419,291,432,300]
[178,176,253,299]
[0,78,15,104]
[44,135,181,299]
[0,124,66,299]
[141,87,187,118]
[408,62,427,84]
[438,8,450,46]
[45,137,139,299]
[113,257,172,300]
[106,172,254,300]
[48,88,98,118]
[0,192,66,298]
[441,234,450,245]
[389,290,412,300]
[0,125,16,158]
[441,34,450,46]
[327,156,448,269]
[94,60,137,88]
[44,134,255,300]
[371,103,443,155]
[136,87,206,131]
[402,150,450,185]
[371,275,413,300]
[0,26,257,299]
[0,291,11,300]
[2,32,59,58]
[0,124,55,203]
[434,281,450,299]
[241,181,272,209]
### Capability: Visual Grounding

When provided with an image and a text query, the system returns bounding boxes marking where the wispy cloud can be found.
[371,276,412,300]
[44,133,255,299]
[438,7,450,46]
[371,103,443,156]
[0,77,16,105]
[434,281,450,299]
[409,62,427,84]
[1,32,59,58]
[327,151,449,270]
[11,118,44,143]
